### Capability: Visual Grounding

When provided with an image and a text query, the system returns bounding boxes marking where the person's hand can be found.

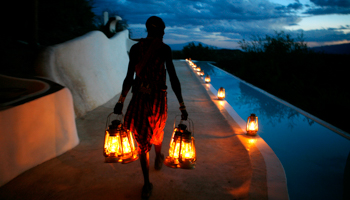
[181,109,188,120]
[114,102,123,114]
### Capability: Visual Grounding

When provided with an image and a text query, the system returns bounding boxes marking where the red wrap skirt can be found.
[124,90,167,154]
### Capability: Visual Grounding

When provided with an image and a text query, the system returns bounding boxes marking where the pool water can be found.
[193,61,350,200]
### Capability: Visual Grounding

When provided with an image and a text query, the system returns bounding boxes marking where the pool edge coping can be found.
[186,60,290,200]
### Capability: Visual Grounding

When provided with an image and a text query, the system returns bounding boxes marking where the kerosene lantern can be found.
[246,113,259,136]
[217,87,225,100]
[164,118,196,169]
[205,75,211,83]
[103,113,138,163]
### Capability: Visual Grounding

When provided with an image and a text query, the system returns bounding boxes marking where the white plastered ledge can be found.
[0,88,79,186]
[35,30,137,118]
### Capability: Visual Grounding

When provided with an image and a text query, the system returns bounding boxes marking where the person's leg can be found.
[154,143,164,170]
[155,143,162,158]
[140,151,150,185]
[140,151,153,199]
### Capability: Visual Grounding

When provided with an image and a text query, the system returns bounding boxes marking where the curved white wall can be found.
[0,30,135,186]
[36,30,136,117]
[0,88,78,186]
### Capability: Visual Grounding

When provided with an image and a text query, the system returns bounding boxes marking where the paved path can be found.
[0,60,268,200]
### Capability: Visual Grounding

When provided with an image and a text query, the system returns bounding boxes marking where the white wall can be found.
[0,30,135,186]
[36,30,136,117]
[0,88,78,186]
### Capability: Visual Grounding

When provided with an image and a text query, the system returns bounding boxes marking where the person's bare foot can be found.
[141,182,153,199]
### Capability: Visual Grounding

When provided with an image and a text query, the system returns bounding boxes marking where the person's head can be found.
[146,16,165,38]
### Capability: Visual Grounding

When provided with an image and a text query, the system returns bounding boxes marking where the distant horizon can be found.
[166,40,350,54]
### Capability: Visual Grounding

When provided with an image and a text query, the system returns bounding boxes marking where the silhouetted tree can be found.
[239,31,308,54]
[37,0,97,45]
[1,0,98,76]
[4,0,98,46]
[182,42,217,61]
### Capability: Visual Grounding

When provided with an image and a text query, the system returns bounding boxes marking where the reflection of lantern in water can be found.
[217,87,225,100]
[103,113,138,163]
[205,75,211,83]
[164,118,196,169]
[246,113,259,135]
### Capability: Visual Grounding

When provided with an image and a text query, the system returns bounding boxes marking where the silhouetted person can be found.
[114,16,188,199]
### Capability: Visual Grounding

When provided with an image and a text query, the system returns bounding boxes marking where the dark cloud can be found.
[93,0,350,48]
[305,0,350,15]
[310,0,350,8]
[287,2,303,10]
[305,6,350,15]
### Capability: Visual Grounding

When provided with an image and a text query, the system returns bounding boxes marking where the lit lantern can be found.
[200,71,204,76]
[164,118,196,169]
[205,75,211,83]
[246,113,259,135]
[217,87,225,100]
[104,113,138,163]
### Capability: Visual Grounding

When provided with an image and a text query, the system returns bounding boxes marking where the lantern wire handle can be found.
[173,115,194,136]
[105,112,124,130]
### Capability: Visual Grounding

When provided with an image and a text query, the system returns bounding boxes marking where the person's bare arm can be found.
[121,45,138,98]
[114,45,137,113]
[165,45,188,119]
[165,45,184,104]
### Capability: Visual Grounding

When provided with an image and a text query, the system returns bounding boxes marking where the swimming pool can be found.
[193,61,350,200]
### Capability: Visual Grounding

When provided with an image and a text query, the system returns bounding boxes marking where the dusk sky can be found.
[92,0,350,49]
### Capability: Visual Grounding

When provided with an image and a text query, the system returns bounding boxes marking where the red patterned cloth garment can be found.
[124,38,168,154]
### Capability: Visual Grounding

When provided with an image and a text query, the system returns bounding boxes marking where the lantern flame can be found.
[103,116,138,163]
[165,120,196,169]
[205,75,211,83]
[217,87,225,100]
[246,114,259,135]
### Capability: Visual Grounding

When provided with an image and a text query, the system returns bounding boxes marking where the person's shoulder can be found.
[162,43,171,52]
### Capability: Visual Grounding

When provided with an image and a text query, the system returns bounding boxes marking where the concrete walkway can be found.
[0,60,269,200]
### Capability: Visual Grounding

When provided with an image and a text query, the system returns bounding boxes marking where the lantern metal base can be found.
[164,156,196,169]
[246,131,258,136]
[105,155,139,164]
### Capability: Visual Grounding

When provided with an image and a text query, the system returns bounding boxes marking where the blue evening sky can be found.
[92,0,350,49]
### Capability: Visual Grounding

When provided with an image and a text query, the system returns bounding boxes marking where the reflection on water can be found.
[194,61,350,200]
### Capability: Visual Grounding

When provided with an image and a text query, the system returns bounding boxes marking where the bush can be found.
[4,0,97,46]
[1,0,98,76]
[181,42,217,61]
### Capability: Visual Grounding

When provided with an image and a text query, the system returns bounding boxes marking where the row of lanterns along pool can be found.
[103,114,197,169]
[185,58,259,136]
